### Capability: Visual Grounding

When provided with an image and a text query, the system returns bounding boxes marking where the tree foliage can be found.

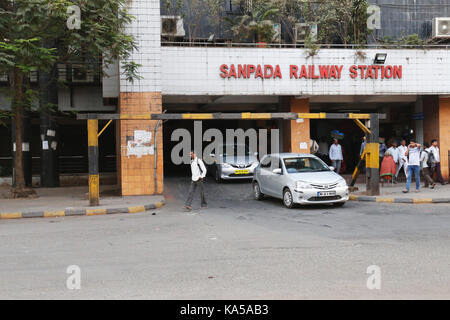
[0,0,139,194]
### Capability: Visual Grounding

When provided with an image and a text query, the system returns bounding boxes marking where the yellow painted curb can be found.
[376,198,394,203]
[44,211,65,218]
[86,209,107,216]
[128,206,146,213]
[0,212,22,219]
[413,198,433,204]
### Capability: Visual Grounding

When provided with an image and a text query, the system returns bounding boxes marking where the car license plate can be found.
[317,191,336,197]
[235,169,249,175]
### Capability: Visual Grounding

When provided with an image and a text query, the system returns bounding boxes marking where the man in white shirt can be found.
[403,139,421,193]
[429,139,446,185]
[329,138,343,173]
[387,141,400,166]
[396,139,408,181]
[185,151,207,210]
[387,141,400,183]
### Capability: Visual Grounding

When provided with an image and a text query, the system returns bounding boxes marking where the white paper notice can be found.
[47,129,56,137]
[51,141,57,150]
[22,142,30,152]
[42,141,49,150]
[300,142,308,149]
[134,130,151,143]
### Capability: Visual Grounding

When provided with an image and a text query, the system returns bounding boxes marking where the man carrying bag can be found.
[185,151,207,211]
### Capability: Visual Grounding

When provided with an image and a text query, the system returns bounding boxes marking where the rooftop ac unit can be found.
[294,23,317,43]
[161,15,185,37]
[432,17,450,38]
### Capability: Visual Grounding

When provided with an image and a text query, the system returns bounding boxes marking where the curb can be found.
[0,201,164,220]
[349,195,450,204]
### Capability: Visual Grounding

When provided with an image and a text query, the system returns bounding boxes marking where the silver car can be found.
[209,144,259,182]
[253,153,349,208]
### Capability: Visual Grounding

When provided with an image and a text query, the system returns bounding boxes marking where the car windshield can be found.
[283,157,330,173]
[219,145,251,156]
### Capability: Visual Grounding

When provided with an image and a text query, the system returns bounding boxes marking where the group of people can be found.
[379,138,447,193]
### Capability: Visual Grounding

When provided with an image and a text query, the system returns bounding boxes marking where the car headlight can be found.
[337,179,347,187]
[295,180,313,190]
[222,163,231,168]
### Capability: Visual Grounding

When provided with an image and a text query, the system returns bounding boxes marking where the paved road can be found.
[1,177,450,299]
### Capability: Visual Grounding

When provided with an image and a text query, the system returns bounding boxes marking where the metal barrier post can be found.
[366,114,380,196]
[87,119,99,206]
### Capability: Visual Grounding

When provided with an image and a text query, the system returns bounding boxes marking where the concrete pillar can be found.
[439,97,450,181]
[290,98,310,153]
[117,0,163,195]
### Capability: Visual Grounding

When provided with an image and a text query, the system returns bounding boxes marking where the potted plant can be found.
[230,0,279,47]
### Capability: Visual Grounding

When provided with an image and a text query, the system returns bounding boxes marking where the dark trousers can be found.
[422,167,434,187]
[431,163,445,184]
[185,179,207,207]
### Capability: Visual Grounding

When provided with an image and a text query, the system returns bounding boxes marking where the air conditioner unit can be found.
[71,64,94,83]
[294,23,317,43]
[0,73,8,83]
[29,70,38,84]
[432,17,450,38]
[58,64,67,81]
[161,15,185,37]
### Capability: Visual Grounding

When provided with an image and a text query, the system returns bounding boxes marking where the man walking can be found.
[185,151,207,211]
[403,139,421,193]
[329,138,343,174]
[420,142,435,189]
[396,139,408,181]
[429,139,447,185]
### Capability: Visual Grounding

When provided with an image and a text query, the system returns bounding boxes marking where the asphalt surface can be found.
[1,176,450,299]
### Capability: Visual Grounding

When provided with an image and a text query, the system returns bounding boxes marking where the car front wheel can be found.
[253,182,264,200]
[283,188,295,209]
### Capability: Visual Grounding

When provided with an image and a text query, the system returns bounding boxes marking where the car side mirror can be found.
[329,166,335,171]
[272,168,282,174]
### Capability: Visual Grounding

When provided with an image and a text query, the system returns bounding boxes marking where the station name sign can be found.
[219,64,402,80]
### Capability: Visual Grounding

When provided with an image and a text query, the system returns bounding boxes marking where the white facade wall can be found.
[120,0,161,93]
[160,47,450,96]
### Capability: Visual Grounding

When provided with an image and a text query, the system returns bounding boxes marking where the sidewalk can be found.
[349,181,450,204]
[0,184,164,219]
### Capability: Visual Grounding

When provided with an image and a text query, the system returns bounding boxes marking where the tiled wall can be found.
[290,98,310,153]
[439,98,450,181]
[118,0,163,196]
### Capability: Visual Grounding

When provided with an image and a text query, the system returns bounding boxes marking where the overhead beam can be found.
[78,112,387,121]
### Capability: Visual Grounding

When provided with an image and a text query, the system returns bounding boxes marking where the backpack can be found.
[427,150,436,168]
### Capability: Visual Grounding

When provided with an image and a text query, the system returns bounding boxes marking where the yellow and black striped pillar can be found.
[366,114,380,196]
[87,119,100,206]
